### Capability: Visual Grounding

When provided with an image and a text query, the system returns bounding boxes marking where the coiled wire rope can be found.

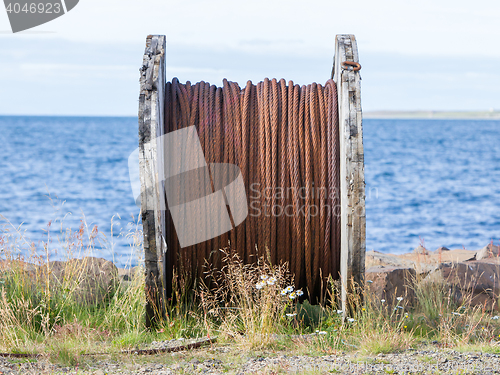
[164,77,340,302]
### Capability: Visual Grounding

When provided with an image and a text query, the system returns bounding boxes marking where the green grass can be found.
[2,215,500,368]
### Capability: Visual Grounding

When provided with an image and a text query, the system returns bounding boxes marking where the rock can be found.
[475,243,500,260]
[0,259,37,277]
[438,249,477,263]
[365,266,416,307]
[424,259,500,310]
[367,248,478,276]
[65,257,118,304]
[366,250,438,275]
[36,257,118,305]
[117,265,140,282]
[0,257,118,305]
[170,363,182,370]
[435,246,450,252]
[365,250,416,269]
[413,245,429,255]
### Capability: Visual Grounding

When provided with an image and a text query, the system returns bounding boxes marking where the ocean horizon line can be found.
[1,110,500,120]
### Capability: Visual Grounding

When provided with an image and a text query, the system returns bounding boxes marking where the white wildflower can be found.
[452,312,461,316]
[381,299,385,303]
[267,277,276,286]
[347,318,355,323]
[296,290,304,297]
[280,289,288,295]
[289,292,297,300]
[336,310,343,314]
[493,316,499,320]
[366,280,373,283]
[396,297,404,302]
[285,286,294,293]
[286,313,297,317]
[318,331,327,335]
[255,282,265,290]
[260,275,269,281]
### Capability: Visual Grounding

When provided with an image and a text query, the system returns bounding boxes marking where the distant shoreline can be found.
[1,112,499,120]
[364,110,500,120]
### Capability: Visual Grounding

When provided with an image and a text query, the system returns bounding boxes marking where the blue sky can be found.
[1,0,499,116]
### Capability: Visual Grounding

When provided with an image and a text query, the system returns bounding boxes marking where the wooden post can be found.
[138,35,167,328]
[333,35,366,315]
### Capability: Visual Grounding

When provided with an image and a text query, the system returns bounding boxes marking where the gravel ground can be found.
[1,347,500,374]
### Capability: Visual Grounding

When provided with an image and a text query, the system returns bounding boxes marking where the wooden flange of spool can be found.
[333,35,366,316]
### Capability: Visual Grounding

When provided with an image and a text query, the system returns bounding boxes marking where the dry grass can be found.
[2,213,500,362]
[0,213,149,357]
[199,250,302,349]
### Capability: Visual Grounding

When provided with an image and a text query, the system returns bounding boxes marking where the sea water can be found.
[0,116,499,267]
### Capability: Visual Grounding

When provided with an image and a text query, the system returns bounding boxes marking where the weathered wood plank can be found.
[333,34,366,316]
[138,34,166,328]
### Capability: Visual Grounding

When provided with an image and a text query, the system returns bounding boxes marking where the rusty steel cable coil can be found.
[163,77,340,302]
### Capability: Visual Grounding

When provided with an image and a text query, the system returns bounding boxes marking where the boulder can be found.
[365,266,416,307]
[385,248,476,274]
[51,257,119,304]
[117,265,140,282]
[437,249,477,263]
[117,265,142,290]
[475,243,500,260]
[424,259,500,310]
[413,245,430,255]
[14,257,119,305]
[365,250,416,269]
[366,250,438,275]
[435,246,450,253]
[0,259,37,276]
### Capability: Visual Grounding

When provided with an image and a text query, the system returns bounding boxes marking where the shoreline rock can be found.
[0,257,120,305]
[366,266,416,307]
[366,244,500,310]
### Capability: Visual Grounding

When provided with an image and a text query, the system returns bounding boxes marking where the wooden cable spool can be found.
[138,34,365,326]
